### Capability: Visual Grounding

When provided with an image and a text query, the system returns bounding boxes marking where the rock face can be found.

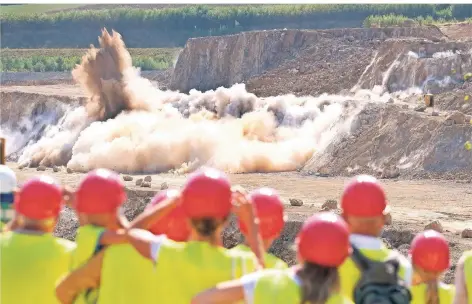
[170,27,444,93]
[303,103,472,179]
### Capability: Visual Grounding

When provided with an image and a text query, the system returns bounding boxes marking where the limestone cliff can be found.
[170,27,444,94]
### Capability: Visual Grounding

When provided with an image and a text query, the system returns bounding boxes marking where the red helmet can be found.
[181,167,232,219]
[239,187,285,240]
[341,175,388,217]
[146,189,191,242]
[297,212,350,267]
[14,176,63,220]
[74,169,126,214]
[410,230,450,272]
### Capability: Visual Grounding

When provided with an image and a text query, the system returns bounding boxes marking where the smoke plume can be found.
[17,29,373,174]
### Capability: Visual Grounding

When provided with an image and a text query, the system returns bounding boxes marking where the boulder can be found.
[144,176,152,182]
[37,166,46,171]
[123,175,133,181]
[141,181,151,188]
[445,111,465,124]
[425,220,443,233]
[414,105,426,112]
[66,167,74,174]
[321,199,337,211]
[135,179,143,186]
[461,228,472,238]
[160,182,169,190]
[289,198,303,207]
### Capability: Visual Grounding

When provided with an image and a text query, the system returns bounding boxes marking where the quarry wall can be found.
[170,27,445,93]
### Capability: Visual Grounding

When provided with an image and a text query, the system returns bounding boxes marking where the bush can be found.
[0,51,176,72]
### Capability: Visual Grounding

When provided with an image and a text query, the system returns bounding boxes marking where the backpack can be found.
[351,244,412,304]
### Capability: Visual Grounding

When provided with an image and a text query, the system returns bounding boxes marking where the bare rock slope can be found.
[170,27,444,94]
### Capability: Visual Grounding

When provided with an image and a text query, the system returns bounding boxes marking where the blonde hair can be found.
[414,267,441,304]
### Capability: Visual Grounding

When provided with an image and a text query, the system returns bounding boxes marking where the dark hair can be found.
[296,262,339,304]
[190,217,228,242]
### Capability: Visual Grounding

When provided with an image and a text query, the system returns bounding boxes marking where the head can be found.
[181,167,232,245]
[0,165,17,225]
[239,187,285,250]
[146,189,191,242]
[341,175,389,237]
[410,230,449,304]
[14,175,63,232]
[74,168,127,230]
[295,212,350,304]
[410,230,450,282]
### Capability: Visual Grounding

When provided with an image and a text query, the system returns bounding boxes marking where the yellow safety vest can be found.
[252,269,353,304]
[463,250,472,304]
[71,225,105,304]
[411,282,455,304]
[153,239,258,303]
[231,244,288,270]
[1,231,76,304]
[98,243,159,304]
[338,242,411,301]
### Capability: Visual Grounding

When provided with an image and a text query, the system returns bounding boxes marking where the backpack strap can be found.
[350,244,372,272]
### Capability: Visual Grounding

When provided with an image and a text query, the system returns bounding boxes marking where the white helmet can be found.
[0,165,16,223]
[0,165,17,195]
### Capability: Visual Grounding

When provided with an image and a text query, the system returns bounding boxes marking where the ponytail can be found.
[296,262,339,304]
[426,280,439,304]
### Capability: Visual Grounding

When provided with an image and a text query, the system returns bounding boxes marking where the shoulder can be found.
[388,249,413,286]
[56,237,77,252]
[266,253,288,269]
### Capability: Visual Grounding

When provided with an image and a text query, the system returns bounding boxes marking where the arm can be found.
[191,279,246,304]
[56,250,105,304]
[452,254,468,304]
[98,229,128,246]
[232,186,265,269]
[128,194,180,230]
[126,228,165,261]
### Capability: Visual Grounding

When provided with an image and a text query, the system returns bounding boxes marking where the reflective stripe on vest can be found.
[0,231,76,304]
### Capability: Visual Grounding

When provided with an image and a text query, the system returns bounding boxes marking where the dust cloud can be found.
[17,29,378,174]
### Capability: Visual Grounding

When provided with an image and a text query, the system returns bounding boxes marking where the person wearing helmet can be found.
[1,176,76,304]
[192,212,354,304]
[67,168,129,304]
[409,230,455,304]
[57,167,264,304]
[0,165,18,232]
[56,187,192,304]
[232,187,287,269]
[337,175,412,302]
[131,188,191,242]
[452,250,472,304]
